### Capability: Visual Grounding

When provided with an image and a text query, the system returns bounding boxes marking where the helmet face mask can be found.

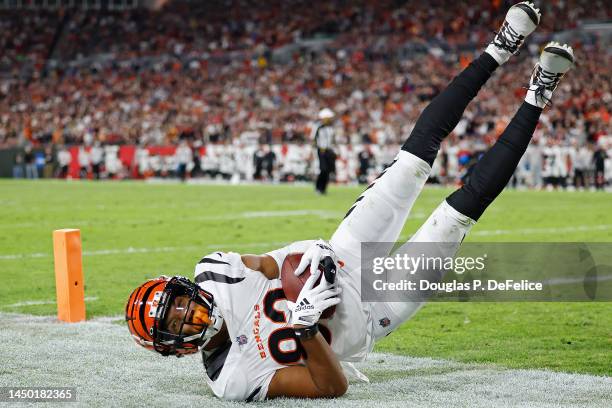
[126,276,221,357]
[153,277,214,356]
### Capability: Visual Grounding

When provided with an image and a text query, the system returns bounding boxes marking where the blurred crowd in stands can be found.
[1,0,611,189]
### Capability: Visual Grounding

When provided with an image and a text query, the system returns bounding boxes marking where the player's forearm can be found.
[241,254,279,279]
[299,331,348,397]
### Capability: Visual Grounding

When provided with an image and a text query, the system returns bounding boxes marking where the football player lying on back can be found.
[126,2,575,400]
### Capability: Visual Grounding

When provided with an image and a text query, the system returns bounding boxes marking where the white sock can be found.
[485,44,511,66]
[524,88,547,109]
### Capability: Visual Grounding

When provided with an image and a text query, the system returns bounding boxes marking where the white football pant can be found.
[329,150,476,341]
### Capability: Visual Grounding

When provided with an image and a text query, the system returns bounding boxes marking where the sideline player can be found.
[125,2,575,401]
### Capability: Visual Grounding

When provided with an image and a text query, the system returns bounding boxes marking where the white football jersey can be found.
[542,145,563,177]
[194,244,373,401]
[266,241,373,362]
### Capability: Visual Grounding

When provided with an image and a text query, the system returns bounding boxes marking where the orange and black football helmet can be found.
[125,276,223,357]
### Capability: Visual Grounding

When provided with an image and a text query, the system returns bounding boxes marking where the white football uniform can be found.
[195,246,370,401]
[195,251,285,401]
[542,145,562,178]
[197,151,477,401]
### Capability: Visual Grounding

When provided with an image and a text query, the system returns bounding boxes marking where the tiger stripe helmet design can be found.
[125,277,166,352]
[125,276,219,357]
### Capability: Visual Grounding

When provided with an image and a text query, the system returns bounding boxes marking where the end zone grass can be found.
[0,180,611,376]
[2,313,611,408]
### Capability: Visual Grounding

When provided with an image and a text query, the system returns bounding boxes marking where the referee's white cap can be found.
[318,108,335,120]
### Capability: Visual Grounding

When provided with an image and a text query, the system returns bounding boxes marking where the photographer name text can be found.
[372,279,543,292]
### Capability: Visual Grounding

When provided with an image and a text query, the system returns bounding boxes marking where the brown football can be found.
[280,253,336,319]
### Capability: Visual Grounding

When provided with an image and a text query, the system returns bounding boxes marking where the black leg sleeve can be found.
[402,53,499,166]
[446,102,543,221]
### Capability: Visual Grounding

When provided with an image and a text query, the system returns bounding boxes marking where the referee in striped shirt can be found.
[312,108,337,194]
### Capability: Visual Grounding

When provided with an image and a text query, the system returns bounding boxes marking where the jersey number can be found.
[263,288,331,364]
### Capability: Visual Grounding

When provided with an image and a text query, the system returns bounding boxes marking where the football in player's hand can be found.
[281,253,337,319]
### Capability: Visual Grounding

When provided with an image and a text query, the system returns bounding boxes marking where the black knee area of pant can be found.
[401,98,449,166]
[446,103,543,221]
[446,186,488,221]
[401,120,439,167]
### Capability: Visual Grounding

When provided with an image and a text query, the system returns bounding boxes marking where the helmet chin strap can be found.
[203,306,225,347]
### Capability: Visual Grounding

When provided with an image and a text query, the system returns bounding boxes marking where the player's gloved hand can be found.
[294,239,339,281]
[288,269,341,327]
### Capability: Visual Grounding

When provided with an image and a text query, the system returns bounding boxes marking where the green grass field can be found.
[1,180,611,376]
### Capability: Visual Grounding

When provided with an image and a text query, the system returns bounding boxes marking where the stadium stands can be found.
[1,0,610,188]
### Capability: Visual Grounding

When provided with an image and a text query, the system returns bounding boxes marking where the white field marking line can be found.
[193,209,344,221]
[0,209,346,228]
[0,252,49,260]
[471,224,612,236]
[2,223,611,261]
[0,241,289,261]
[396,224,612,242]
[544,275,612,285]
[1,296,99,308]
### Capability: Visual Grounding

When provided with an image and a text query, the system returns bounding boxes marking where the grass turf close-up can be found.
[1,179,611,378]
